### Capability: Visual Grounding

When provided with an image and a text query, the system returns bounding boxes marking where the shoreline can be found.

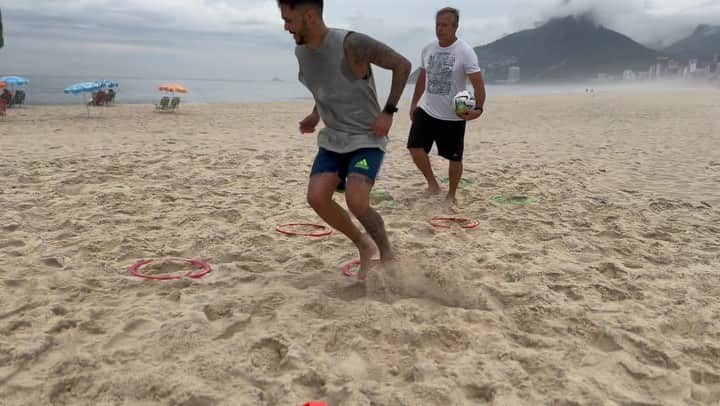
[11,80,719,107]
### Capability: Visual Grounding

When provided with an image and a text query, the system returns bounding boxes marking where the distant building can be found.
[622,70,635,81]
[507,66,520,83]
[689,59,698,73]
[655,57,670,80]
[716,62,720,75]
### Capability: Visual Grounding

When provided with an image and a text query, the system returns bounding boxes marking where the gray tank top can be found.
[296,28,387,153]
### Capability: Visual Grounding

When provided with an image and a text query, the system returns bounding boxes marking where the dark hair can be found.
[277,0,323,10]
[436,7,459,26]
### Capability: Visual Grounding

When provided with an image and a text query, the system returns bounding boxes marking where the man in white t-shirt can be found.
[407,7,486,206]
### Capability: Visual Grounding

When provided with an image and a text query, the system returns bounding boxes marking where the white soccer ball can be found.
[453,90,476,115]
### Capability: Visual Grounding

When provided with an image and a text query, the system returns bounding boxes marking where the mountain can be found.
[663,25,720,63]
[410,15,662,83]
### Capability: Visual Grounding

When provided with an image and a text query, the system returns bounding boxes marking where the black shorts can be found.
[407,108,466,162]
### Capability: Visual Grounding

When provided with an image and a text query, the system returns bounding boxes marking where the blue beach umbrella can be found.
[64,81,104,117]
[0,76,29,87]
[97,80,119,89]
[64,81,102,95]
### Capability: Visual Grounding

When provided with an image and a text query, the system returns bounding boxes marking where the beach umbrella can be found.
[97,79,119,89]
[64,81,102,95]
[64,81,103,117]
[158,84,187,94]
[0,82,6,89]
[0,76,29,87]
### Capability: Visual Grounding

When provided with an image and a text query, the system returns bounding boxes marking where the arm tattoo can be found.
[345,32,411,108]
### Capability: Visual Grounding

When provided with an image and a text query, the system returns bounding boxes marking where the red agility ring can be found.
[340,258,381,277]
[129,258,212,281]
[429,217,480,230]
[275,223,333,238]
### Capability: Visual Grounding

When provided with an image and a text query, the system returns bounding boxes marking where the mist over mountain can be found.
[410,14,663,83]
[662,24,720,63]
[474,15,661,82]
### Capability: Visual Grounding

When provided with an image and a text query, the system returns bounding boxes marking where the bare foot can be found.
[444,195,460,212]
[423,184,441,197]
[356,234,378,281]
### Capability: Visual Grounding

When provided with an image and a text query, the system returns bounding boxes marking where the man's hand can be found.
[409,104,418,121]
[372,112,393,137]
[456,109,482,121]
[299,111,320,134]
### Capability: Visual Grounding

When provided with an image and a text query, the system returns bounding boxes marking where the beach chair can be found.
[15,90,25,106]
[0,101,7,120]
[169,97,181,112]
[11,90,25,107]
[88,91,107,106]
[106,90,116,105]
[155,96,170,111]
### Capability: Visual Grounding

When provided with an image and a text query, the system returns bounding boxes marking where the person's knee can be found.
[409,147,428,159]
[441,152,463,162]
[307,188,330,210]
[345,191,370,217]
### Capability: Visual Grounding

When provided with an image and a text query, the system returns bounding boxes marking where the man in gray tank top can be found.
[278,0,411,279]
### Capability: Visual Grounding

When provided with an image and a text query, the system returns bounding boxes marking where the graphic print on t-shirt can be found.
[427,52,456,95]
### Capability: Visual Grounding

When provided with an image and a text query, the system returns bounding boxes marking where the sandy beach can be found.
[1,89,720,405]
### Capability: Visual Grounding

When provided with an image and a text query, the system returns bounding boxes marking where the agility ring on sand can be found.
[370,189,397,209]
[491,195,539,205]
[341,258,381,278]
[429,217,480,230]
[275,223,333,238]
[129,258,212,281]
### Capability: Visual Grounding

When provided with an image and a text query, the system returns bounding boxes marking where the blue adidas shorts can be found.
[310,147,385,191]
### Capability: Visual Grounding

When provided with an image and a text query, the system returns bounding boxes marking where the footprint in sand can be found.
[589,332,623,353]
[464,384,497,403]
[623,334,680,371]
[105,318,157,350]
[690,370,720,403]
[0,239,25,249]
[249,338,289,373]
[48,376,94,406]
[592,262,628,279]
[214,315,252,341]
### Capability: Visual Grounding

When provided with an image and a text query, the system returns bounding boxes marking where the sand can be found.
[1,89,720,405]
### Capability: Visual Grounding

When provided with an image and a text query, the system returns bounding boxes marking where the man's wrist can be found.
[383,103,398,115]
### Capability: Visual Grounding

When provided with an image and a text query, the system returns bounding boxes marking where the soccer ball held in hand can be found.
[453,90,476,115]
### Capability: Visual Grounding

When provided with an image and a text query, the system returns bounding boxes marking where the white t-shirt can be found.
[419,38,481,121]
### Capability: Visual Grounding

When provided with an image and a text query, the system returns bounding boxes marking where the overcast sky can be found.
[1,0,719,81]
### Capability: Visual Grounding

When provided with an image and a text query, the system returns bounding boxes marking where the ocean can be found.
[3,73,693,105]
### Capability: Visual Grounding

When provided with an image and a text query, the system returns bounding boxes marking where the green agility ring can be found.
[370,189,396,209]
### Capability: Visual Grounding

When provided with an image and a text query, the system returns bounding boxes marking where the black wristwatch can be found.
[383,103,399,115]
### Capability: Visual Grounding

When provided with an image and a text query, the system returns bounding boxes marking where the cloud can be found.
[5,0,281,34]
[2,0,720,81]
[526,0,720,46]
